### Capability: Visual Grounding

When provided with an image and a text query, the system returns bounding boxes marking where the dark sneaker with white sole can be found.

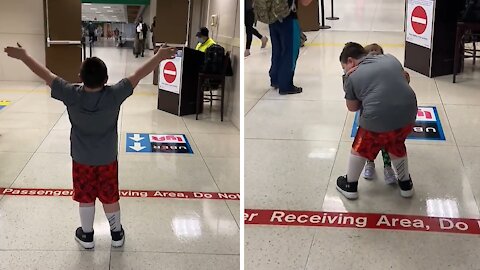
[111,227,125,248]
[75,227,94,249]
[279,86,302,95]
[336,175,358,200]
[398,177,414,198]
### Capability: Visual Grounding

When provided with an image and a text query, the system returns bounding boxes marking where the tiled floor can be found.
[0,47,239,269]
[244,0,480,269]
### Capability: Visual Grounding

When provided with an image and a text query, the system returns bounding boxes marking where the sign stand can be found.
[404,0,462,77]
[326,0,339,20]
[157,46,204,116]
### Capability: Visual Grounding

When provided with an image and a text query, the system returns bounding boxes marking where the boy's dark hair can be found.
[339,42,367,63]
[80,57,108,88]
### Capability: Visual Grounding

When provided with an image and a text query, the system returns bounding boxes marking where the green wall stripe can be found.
[82,0,150,5]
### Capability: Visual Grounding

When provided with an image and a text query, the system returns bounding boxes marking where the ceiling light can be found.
[103,6,111,8]
[90,8,97,10]
[84,3,91,5]
[107,10,114,12]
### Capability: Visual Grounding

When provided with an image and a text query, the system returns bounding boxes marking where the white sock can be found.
[347,154,367,183]
[391,155,410,181]
[106,211,122,232]
[79,206,95,233]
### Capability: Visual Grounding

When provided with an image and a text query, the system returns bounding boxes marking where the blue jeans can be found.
[269,17,301,92]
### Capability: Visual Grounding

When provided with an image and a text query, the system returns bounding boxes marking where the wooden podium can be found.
[153,0,206,116]
[157,47,204,116]
[297,0,320,31]
[404,0,466,77]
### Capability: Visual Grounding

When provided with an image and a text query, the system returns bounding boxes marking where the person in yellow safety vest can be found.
[195,27,216,53]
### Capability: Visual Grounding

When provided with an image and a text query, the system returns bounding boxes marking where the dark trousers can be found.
[269,17,301,92]
[245,9,263,50]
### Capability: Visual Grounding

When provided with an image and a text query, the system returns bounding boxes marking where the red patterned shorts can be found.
[352,124,413,161]
[72,160,120,204]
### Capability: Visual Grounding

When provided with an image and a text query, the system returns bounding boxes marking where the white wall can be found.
[0,0,45,82]
[202,0,240,129]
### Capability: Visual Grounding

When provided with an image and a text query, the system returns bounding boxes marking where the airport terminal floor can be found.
[0,47,240,269]
[245,0,480,269]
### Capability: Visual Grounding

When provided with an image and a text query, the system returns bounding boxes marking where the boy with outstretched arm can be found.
[4,43,176,249]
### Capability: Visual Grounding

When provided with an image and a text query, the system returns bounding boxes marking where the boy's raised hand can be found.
[4,43,27,60]
[127,46,177,89]
[155,46,177,60]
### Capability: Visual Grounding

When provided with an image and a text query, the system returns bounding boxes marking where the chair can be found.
[196,51,231,121]
[453,22,480,83]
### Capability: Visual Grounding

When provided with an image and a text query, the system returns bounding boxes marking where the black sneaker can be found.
[111,227,125,248]
[75,227,94,249]
[398,177,414,198]
[279,86,302,95]
[336,175,359,200]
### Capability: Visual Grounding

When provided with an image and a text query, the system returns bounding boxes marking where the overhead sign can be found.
[0,100,11,111]
[406,0,434,49]
[126,133,193,154]
[351,106,445,141]
[159,56,182,94]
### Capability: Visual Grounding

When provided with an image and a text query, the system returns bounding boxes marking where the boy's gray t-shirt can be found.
[51,78,133,166]
[343,54,418,133]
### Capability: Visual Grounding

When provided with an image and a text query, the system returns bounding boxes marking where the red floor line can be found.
[0,187,240,201]
[245,209,480,235]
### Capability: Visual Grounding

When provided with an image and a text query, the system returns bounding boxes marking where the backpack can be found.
[203,44,225,74]
[254,0,296,24]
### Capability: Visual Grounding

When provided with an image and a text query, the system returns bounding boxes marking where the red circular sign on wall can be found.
[411,6,428,35]
[163,62,177,84]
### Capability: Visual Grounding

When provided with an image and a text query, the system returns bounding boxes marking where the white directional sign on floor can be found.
[126,133,193,154]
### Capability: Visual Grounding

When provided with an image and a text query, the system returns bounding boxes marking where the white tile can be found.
[0,152,33,188]
[183,115,239,134]
[0,128,50,152]
[457,146,480,210]
[112,199,239,254]
[245,100,347,141]
[0,112,61,130]
[306,228,480,270]
[204,157,240,193]
[5,93,65,114]
[121,111,188,134]
[0,251,110,270]
[445,105,480,146]
[0,197,113,251]
[245,227,315,270]
[110,252,239,270]
[245,139,337,210]
[191,133,240,158]
[36,129,70,153]
[117,154,219,191]
[10,153,72,189]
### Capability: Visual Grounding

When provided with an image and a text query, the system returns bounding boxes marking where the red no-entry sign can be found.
[163,61,177,84]
[411,6,427,35]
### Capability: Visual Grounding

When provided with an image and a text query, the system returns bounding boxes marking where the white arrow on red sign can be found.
[411,6,427,35]
[163,61,177,84]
